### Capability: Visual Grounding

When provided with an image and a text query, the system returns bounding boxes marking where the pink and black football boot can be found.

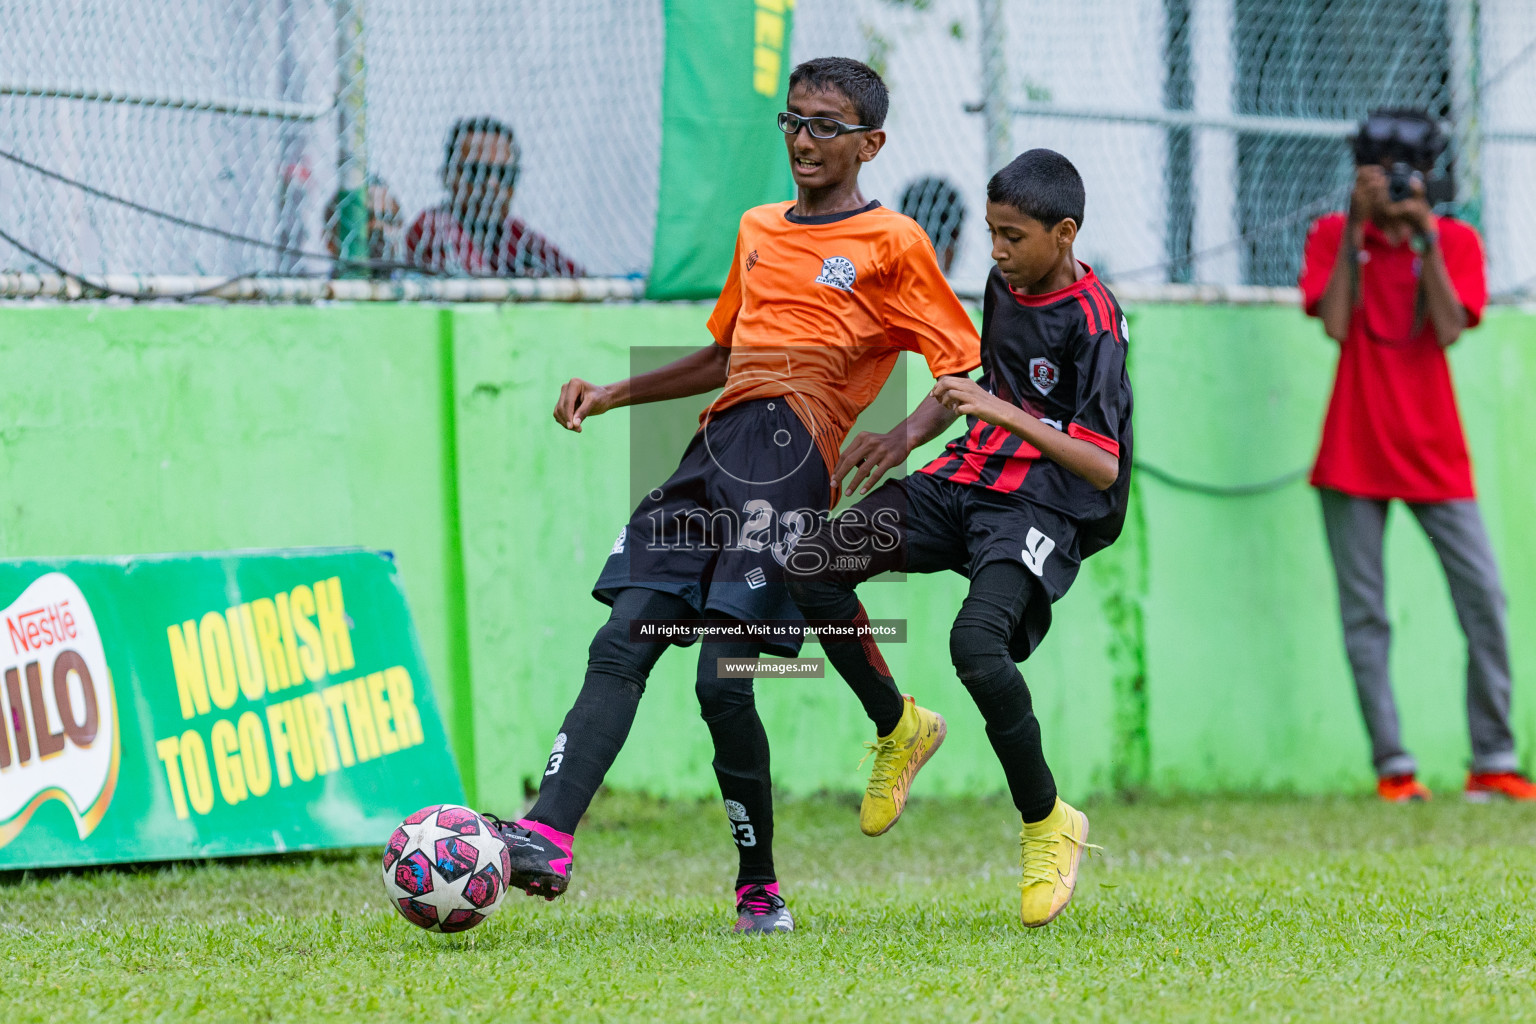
[482,814,574,900]
[734,882,794,934]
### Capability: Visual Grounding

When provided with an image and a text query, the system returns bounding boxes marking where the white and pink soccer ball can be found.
[381,804,511,932]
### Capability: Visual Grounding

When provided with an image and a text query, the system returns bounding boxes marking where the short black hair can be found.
[444,116,518,170]
[987,149,1085,229]
[787,57,888,129]
[899,177,965,250]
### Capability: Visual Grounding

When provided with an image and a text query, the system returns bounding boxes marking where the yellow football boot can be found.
[1018,798,1096,927]
[858,695,946,836]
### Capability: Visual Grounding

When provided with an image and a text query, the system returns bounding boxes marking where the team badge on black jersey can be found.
[1028,357,1060,395]
[815,256,856,291]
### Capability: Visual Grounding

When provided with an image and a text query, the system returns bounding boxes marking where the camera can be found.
[1387,162,1418,203]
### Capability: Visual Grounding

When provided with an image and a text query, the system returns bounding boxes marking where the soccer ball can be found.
[381,804,511,932]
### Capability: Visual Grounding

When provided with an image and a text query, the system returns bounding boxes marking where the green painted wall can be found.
[0,306,470,791]
[2,302,1532,809]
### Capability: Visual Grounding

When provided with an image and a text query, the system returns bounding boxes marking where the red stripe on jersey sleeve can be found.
[1075,294,1099,335]
[1068,421,1121,457]
[1086,284,1114,337]
[1097,284,1124,342]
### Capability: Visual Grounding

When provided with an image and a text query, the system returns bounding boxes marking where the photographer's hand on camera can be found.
[1372,170,1464,347]
[1381,174,1436,240]
[1320,166,1383,341]
[1347,164,1384,230]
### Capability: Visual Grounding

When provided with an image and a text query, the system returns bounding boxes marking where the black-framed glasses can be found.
[777,111,872,139]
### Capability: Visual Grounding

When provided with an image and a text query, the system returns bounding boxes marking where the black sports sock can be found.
[982,697,1057,823]
[525,588,695,835]
[697,640,776,887]
[950,563,1058,822]
[788,579,904,734]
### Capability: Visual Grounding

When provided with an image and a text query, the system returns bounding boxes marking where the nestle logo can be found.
[7,602,78,655]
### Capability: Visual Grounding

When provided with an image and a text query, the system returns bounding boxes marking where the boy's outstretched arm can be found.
[554,343,731,432]
[931,377,1119,491]
[834,377,967,500]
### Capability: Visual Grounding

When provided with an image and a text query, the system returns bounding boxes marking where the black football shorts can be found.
[788,472,1083,661]
[594,397,831,654]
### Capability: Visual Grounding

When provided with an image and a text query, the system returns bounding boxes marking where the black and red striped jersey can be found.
[918,262,1133,555]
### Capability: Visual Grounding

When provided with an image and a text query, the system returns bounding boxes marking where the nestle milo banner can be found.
[0,548,463,869]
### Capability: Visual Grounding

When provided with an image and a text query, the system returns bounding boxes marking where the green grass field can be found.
[4,792,1535,1023]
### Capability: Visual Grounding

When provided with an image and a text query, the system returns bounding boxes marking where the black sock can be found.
[951,563,1058,822]
[788,580,904,735]
[697,640,776,888]
[525,588,695,835]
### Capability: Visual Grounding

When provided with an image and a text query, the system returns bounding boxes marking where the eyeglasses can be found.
[777,111,873,139]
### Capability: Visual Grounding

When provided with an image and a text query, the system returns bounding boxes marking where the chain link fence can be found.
[2,0,1532,297]
[0,0,661,286]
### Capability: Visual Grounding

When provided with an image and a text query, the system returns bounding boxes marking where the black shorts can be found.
[790,472,1083,661]
[594,397,831,655]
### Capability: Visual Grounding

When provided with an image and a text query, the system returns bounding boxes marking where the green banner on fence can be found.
[646,0,796,300]
[0,548,463,869]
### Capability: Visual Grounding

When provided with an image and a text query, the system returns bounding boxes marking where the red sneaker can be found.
[1464,772,1536,802]
[1377,774,1431,802]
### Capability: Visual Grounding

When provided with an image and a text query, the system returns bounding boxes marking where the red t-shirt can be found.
[404,206,583,278]
[1299,212,1487,502]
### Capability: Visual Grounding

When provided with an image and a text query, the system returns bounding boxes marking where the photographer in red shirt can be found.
[1301,109,1535,803]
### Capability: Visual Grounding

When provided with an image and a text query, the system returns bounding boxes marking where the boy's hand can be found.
[833,429,909,501]
[553,378,614,432]
[1348,164,1384,225]
[931,376,1011,426]
[1381,173,1435,235]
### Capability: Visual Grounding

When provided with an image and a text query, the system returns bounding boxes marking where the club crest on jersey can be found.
[1028,357,1060,395]
[814,256,856,292]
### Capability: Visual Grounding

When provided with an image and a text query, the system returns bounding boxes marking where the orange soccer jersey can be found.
[705,200,980,471]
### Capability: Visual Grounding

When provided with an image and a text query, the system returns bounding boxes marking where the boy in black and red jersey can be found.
[790,148,1132,927]
[477,58,980,935]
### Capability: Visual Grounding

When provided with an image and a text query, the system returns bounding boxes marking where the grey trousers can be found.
[1319,488,1518,777]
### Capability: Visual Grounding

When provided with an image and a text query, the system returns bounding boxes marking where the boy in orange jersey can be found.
[480,58,979,934]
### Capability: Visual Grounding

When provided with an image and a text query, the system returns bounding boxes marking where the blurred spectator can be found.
[899,176,965,274]
[1300,108,1535,802]
[323,176,404,277]
[405,116,583,277]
